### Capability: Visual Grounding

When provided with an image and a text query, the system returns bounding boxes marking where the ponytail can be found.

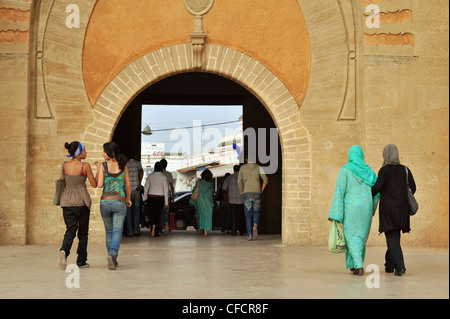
[116,153,128,171]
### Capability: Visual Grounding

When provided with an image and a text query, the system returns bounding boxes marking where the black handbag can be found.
[404,166,418,216]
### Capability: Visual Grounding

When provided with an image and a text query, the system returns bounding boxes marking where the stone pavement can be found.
[0,230,448,299]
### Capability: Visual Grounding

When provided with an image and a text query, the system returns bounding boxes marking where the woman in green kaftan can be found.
[329,145,379,275]
[193,169,214,236]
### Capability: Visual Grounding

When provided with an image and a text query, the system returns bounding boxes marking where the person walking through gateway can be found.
[222,165,245,236]
[94,142,132,270]
[143,161,168,237]
[160,158,174,233]
[238,158,268,241]
[328,145,379,276]
[59,141,97,270]
[371,144,416,276]
[193,169,214,236]
[125,151,143,237]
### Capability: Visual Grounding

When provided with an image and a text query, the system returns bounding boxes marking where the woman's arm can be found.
[163,176,169,208]
[85,163,97,188]
[371,168,385,196]
[328,169,347,223]
[94,161,104,188]
[124,166,132,207]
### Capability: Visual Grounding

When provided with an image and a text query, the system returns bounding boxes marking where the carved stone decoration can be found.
[184,0,214,15]
[336,0,359,121]
[184,0,214,69]
[30,0,56,119]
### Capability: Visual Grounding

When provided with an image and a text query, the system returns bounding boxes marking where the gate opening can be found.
[113,72,281,234]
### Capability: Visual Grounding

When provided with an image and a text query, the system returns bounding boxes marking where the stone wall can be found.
[0,0,32,244]
[0,0,448,247]
[362,0,449,247]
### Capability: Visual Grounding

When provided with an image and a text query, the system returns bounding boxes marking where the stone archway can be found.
[22,0,364,246]
[83,44,312,246]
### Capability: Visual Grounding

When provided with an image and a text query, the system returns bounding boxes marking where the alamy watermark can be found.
[365,4,380,29]
[365,264,380,289]
[65,4,80,29]
[65,264,80,288]
[66,4,381,30]
[168,120,279,174]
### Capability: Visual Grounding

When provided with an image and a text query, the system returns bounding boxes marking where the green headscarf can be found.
[343,145,377,186]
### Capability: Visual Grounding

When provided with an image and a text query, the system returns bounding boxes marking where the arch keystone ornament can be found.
[184,0,215,69]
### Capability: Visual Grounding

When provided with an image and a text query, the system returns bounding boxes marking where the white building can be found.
[141,132,243,192]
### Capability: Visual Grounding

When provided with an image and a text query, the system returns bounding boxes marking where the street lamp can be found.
[141,124,152,135]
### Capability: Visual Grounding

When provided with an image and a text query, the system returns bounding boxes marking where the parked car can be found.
[170,191,222,230]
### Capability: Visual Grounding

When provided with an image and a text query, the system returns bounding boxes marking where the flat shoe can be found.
[253,226,258,239]
[395,269,406,276]
[59,250,67,270]
[107,254,117,270]
[353,268,364,276]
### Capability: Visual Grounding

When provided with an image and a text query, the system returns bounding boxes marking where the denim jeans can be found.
[126,190,141,235]
[163,205,170,224]
[160,204,170,230]
[100,200,127,260]
[243,193,262,236]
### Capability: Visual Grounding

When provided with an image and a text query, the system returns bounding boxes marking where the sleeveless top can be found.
[60,162,92,209]
[101,162,126,201]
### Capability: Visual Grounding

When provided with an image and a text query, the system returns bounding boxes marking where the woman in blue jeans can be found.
[95,142,132,270]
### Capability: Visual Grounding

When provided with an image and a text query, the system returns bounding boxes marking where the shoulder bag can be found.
[405,166,418,216]
[191,181,199,202]
[53,162,66,206]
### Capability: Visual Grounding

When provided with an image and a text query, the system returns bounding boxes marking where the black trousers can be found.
[148,196,164,234]
[230,204,246,235]
[384,229,406,271]
[60,206,90,265]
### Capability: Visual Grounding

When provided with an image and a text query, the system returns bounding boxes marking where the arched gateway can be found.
[83,44,312,245]
[1,0,446,248]
[24,0,349,247]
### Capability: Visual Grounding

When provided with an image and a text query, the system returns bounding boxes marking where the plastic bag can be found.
[328,220,346,253]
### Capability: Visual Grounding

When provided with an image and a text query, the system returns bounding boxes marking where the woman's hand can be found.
[93,161,102,170]
[126,199,132,207]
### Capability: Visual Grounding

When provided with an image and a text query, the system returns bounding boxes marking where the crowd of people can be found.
[57,140,416,278]
[57,140,269,270]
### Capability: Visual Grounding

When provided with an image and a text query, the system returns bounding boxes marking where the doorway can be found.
[113,72,282,234]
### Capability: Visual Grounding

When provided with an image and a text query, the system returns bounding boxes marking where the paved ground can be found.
[0,230,448,300]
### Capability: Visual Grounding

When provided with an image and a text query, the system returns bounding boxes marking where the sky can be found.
[141,104,243,156]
